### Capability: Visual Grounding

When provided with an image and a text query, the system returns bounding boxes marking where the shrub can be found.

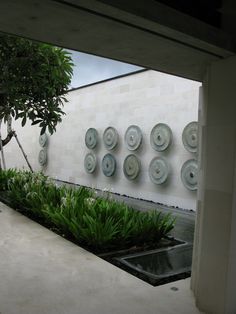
[0,169,176,252]
[0,168,17,191]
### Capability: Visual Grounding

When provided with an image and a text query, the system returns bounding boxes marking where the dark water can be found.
[120,245,192,278]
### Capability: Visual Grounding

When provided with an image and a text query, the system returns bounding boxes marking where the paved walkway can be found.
[0,202,202,314]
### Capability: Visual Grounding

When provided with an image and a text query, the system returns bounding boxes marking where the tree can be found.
[0,34,74,148]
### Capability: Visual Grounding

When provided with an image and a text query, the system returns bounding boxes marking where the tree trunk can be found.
[0,116,14,150]
[0,119,6,169]
[0,94,14,149]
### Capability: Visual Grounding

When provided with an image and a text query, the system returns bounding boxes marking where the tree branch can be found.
[0,130,14,150]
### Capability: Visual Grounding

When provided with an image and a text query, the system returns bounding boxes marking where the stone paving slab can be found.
[0,202,202,314]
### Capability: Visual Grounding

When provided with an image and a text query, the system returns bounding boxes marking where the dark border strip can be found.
[52,0,224,59]
[68,69,148,92]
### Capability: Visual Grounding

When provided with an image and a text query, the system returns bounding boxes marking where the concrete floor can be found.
[0,201,202,314]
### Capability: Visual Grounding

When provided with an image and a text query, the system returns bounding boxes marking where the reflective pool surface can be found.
[117,244,192,280]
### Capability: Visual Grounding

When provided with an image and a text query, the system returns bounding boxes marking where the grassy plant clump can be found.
[0,169,176,253]
[0,168,18,191]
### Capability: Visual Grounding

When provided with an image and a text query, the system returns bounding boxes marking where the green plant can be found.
[0,34,74,151]
[43,186,93,236]
[0,169,176,253]
[80,214,120,249]
[7,170,34,208]
[0,168,17,191]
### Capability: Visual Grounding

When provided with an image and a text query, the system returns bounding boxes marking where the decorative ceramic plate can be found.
[125,125,142,151]
[103,127,118,150]
[39,133,48,147]
[149,156,169,184]
[38,149,47,166]
[150,123,172,151]
[181,159,198,190]
[182,122,198,153]
[102,153,116,177]
[123,154,141,180]
[85,128,98,149]
[84,152,97,174]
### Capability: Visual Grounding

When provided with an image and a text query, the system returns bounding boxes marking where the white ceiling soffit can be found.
[0,0,235,81]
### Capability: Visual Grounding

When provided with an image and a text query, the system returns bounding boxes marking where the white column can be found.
[191,55,236,314]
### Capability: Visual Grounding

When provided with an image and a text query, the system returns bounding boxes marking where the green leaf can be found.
[21,115,27,127]
[40,125,46,135]
[31,120,41,125]
[0,33,73,135]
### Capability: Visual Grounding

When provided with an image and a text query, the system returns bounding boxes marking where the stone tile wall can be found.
[3,70,201,210]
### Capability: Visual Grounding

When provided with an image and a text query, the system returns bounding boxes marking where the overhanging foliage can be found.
[0,34,73,135]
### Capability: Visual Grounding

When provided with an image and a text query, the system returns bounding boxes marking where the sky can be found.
[68,50,143,89]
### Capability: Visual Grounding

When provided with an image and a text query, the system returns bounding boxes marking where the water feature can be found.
[115,244,192,286]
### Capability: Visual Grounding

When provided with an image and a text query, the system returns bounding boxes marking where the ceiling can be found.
[0,0,235,81]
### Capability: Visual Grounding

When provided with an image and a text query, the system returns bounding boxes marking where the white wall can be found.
[191,55,236,314]
[2,120,41,172]
[3,70,200,210]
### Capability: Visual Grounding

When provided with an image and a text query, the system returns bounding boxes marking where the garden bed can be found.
[0,190,179,256]
[0,169,192,286]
